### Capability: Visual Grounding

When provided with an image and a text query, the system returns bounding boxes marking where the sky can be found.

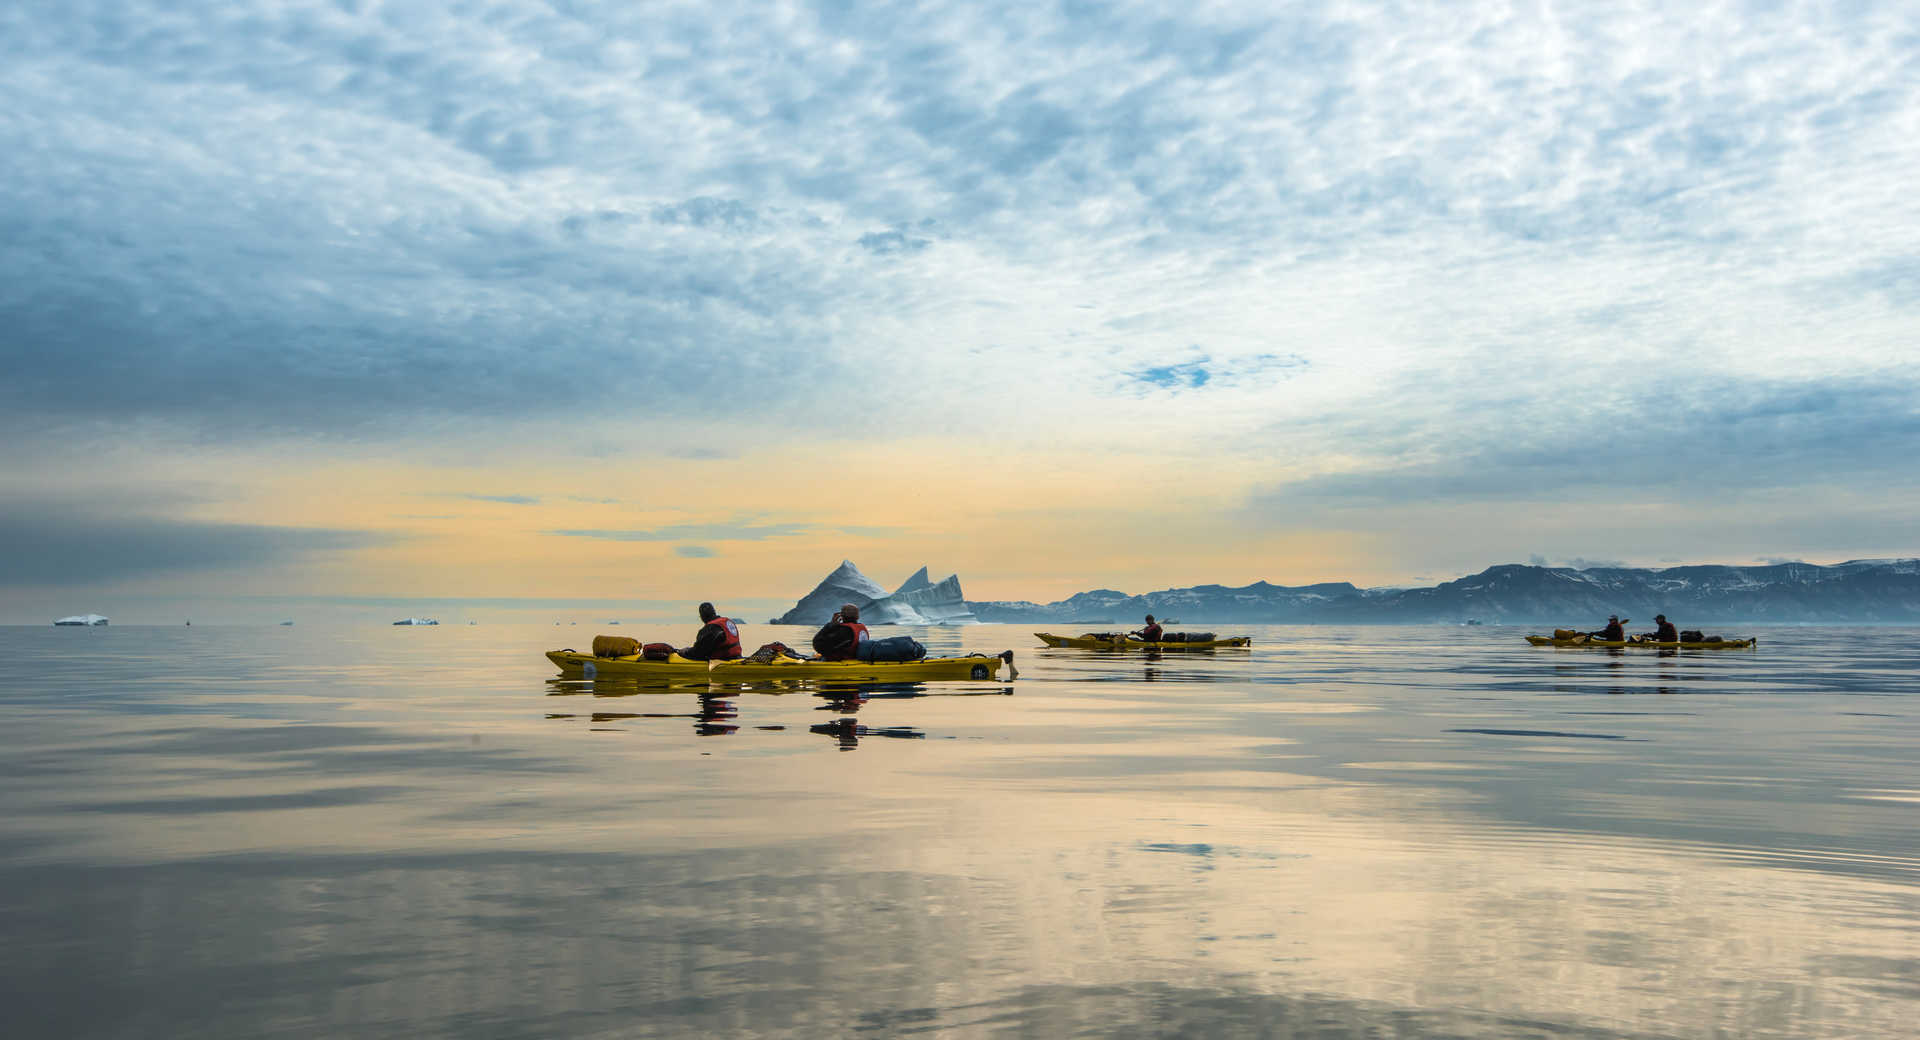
[3,0,1917,624]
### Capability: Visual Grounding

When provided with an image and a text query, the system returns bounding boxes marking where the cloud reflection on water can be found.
[0,623,1916,1038]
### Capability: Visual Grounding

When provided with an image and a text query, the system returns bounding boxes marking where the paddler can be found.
[811,603,869,661]
[1130,614,1164,642]
[680,602,743,661]
[1590,615,1627,641]
[1640,614,1678,642]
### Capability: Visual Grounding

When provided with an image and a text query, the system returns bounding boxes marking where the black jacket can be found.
[811,622,865,661]
[682,618,741,661]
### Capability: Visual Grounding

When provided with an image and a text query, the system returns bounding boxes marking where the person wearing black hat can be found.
[681,602,743,661]
[1591,614,1628,641]
[1641,614,1678,642]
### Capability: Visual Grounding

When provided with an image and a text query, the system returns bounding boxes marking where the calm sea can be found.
[2,622,1916,1038]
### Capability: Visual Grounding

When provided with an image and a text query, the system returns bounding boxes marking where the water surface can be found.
[2,623,1915,1038]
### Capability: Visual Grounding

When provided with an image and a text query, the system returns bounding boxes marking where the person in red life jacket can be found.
[681,602,742,661]
[1640,614,1678,642]
[811,603,869,661]
[1590,614,1627,641]
[1130,614,1164,642]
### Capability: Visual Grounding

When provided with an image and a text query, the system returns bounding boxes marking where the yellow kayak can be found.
[1525,636,1756,649]
[1035,632,1251,650]
[547,649,1015,681]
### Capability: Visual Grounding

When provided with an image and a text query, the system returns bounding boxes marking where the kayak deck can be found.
[1035,632,1251,650]
[1524,636,1756,649]
[547,649,1013,681]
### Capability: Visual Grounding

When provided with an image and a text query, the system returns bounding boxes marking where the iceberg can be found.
[392,617,440,626]
[53,614,109,626]
[771,559,889,625]
[772,561,978,625]
[873,566,979,625]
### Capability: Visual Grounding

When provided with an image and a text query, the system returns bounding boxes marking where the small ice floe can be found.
[54,614,109,626]
[392,617,440,626]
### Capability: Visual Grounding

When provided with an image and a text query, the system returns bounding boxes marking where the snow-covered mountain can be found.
[770,561,979,625]
[970,580,1366,623]
[968,559,1920,624]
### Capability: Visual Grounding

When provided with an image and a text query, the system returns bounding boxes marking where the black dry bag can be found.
[857,635,926,662]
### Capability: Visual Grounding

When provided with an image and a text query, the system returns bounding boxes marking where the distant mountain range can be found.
[774,558,1920,625]
[969,559,1920,624]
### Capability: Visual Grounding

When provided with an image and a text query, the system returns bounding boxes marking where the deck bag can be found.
[1679,630,1705,643]
[641,642,674,661]
[857,635,926,663]
[1553,629,1580,641]
[1163,631,1216,643]
[593,634,642,658]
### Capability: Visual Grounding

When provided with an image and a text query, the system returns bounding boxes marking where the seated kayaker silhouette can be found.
[812,603,870,661]
[1130,614,1164,642]
[1590,615,1627,641]
[1639,614,1678,642]
[679,602,743,661]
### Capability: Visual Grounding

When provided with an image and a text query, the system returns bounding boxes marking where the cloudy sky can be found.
[3,0,1916,623]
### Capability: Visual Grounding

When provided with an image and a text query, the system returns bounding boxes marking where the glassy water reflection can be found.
[543,677,1017,748]
[1,623,1916,1038]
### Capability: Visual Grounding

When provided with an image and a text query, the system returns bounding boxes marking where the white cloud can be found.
[0,0,1914,503]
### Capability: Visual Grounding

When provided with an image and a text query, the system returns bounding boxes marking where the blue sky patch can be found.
[1138,361,1213,389]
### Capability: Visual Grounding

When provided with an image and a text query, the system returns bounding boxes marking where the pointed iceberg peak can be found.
[817,559,887,598]
[770,559,889,624]
[892,566,933,596]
